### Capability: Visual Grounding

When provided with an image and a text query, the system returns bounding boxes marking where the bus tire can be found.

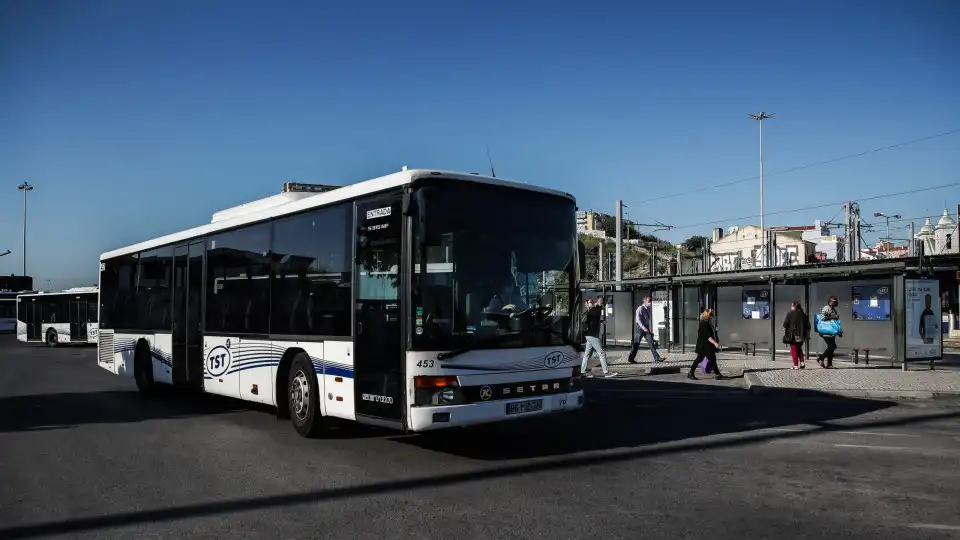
[134,340,156,393]
[288,353,323,438]
[45,329,58,347]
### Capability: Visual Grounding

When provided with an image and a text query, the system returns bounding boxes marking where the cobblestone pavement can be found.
[752,367,960,394]
[593,346,839,376]
[592,345,960,396]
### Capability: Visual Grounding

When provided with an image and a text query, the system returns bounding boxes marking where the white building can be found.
[916,208,959,255]
[709,225,817,271]
[801,220,845,261]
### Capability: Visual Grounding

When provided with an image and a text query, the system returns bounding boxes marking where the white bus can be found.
[16,287,100,345]
[97,169,586,437]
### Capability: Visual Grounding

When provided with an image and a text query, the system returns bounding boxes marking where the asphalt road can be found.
[1,335,959,540]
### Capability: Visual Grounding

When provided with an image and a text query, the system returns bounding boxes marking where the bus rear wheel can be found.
[45,329,58,347]
[288,353,324,438]
[134,341,156,393]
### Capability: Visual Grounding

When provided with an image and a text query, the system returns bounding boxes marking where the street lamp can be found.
[873,211,901,258]
[749,112,774,266]
[17,182,33,276]
[0,250,10,257]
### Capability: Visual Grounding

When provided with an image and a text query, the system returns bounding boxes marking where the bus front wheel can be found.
[288,353,324,438]
[45,329,58,347]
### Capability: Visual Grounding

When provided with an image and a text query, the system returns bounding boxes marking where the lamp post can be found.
[873,211,901,258]
[17,182,34,276]
[749,112,774,266]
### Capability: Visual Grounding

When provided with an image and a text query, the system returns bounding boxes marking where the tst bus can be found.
[97,169,585,437]
[16,287,100,345]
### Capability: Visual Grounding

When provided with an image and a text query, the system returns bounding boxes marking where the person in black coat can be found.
[688,308,724,380]
[782,301,811,369]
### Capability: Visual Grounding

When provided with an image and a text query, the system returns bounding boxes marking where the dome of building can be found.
[935,208,956,231]
[918,217,935,236]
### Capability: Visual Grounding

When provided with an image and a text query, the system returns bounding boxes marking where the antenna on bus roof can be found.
[485,143,497,178]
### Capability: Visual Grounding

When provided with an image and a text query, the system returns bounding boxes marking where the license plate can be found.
[505,399,543,415]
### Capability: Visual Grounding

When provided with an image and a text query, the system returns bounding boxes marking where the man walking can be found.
[627,295,664,364]
[815,295,841,368]
[581,299,619,378]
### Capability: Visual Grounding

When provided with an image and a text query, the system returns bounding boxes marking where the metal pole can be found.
[750,112,774,267]
[22,186,27,275]
[769,278,776,361]
[598,242,604,281]
[908,222,915,256]
[615,200,623,290]
[759,118,764,266]
[17,182,34,276]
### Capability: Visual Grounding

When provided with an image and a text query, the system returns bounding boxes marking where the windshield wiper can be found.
[436,332,523,361]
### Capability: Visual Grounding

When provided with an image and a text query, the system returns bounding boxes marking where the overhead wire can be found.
[643,128,960,204]
[668,181,960,231]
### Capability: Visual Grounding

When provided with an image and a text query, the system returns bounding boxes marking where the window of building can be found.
[947,234,953,250]
[206,222,272,334]
[271,204,352,336]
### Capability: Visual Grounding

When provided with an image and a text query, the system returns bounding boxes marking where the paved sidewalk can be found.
[589,345,960,399]
[745,367,960,399]
[592,346,867,377]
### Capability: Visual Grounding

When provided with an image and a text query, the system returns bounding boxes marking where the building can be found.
[860,241,908,260]
[801,220,845,261]
[709,225,817,271]
[576,210,607,238]
[916,207,959,256]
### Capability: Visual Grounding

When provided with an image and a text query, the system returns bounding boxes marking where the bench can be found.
[852,347,888,365]
[734,341,769,357]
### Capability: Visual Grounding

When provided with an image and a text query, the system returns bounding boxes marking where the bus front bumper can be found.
[407,390,585,432]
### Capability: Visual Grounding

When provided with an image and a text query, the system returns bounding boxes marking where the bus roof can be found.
[101,169,575,260]
[17,287,98,299]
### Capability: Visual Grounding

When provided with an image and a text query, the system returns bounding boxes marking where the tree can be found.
[682,235,710,253]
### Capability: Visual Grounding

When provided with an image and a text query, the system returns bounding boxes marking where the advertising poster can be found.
[741,289,770,320]
[852,284,892,321]
[905,279,941,360]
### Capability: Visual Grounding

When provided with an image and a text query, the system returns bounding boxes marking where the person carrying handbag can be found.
[814,296,842,368]
[782,301,811,369]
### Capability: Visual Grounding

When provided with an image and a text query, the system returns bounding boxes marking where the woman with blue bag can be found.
[814,296,842,368]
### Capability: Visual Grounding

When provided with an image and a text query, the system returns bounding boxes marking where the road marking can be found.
[834,444,931,452]
[762,427,920,438]
[906,523,960,531]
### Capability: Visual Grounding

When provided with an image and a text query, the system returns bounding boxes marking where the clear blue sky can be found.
[1,0,957,289]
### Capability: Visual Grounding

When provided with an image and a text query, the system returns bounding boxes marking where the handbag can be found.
[814,314,841,336]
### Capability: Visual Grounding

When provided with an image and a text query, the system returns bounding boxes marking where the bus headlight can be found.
[414,375,462,406]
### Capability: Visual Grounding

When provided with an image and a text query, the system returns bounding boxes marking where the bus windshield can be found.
[411,182,576,351]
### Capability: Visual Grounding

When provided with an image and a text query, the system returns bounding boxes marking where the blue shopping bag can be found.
[814,314,841,336]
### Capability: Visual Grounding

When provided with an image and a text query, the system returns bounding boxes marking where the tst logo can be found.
[543,351,564,368]
[206,341,232,377]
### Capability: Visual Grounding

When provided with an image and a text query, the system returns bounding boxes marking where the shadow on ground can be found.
[392,377,903,460]
[3,392,957,540]
[0,389,264,433]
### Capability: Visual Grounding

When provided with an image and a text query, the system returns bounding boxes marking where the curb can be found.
[743,372,960,401]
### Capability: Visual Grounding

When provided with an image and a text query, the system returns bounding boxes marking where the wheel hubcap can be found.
[291,370,310,420]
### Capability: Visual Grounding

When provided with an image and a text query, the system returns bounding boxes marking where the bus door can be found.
[172,242,204,389]
[26,300,41,340]
[69,298,88,341]
[353,195,405,422]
